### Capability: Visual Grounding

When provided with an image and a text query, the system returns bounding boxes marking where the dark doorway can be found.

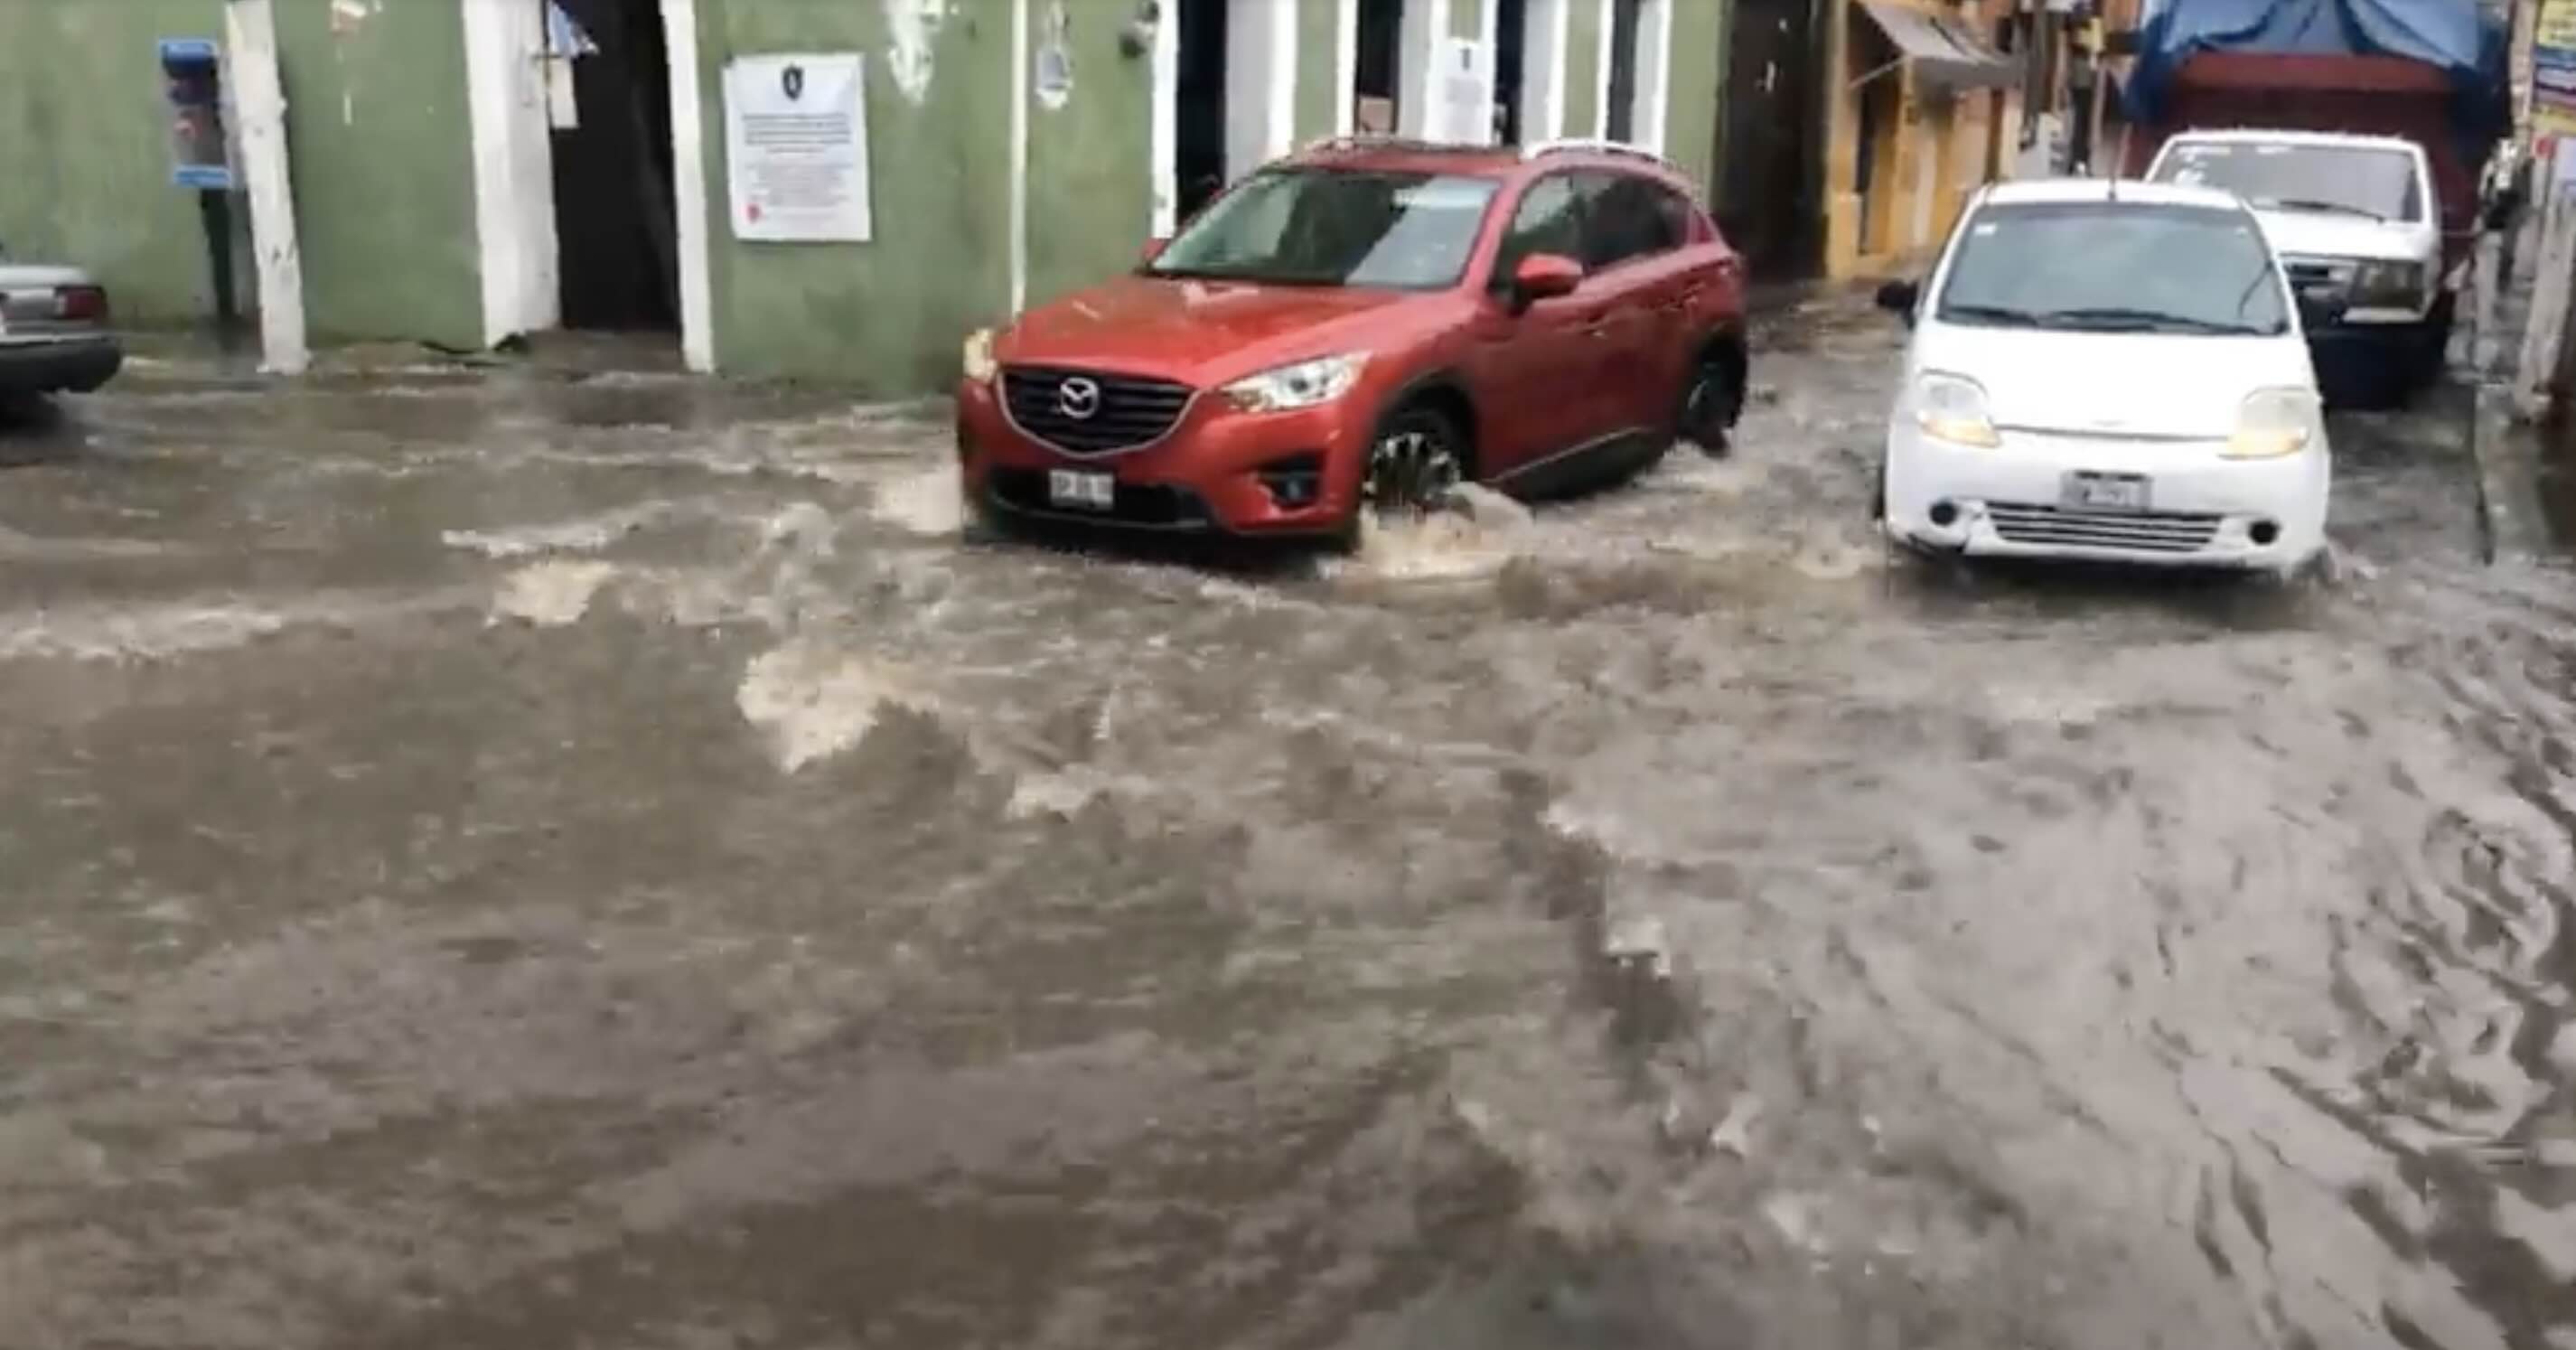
[1718,0,1820,278]
[1605,0,1641,142]
[551,0,678,331]
[1354,0,1403,133]
[1176,0,1228,218]
[1494,0,1527,144]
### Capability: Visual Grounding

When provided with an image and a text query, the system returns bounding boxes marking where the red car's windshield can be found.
[1145,168,1498,290]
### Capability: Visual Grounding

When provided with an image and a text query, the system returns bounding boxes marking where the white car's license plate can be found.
[2063,472,2150,511]
[1047,469,1115,511]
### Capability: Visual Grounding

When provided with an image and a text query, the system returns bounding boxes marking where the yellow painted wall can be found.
[1819,0,2025,280]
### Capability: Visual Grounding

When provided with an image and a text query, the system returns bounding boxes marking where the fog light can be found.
[1928,500,1960,528]
[1258,452,1325,509]
[2250,519,2281,546]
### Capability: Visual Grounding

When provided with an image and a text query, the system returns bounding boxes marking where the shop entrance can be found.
[549,0,679,331]
[1718,0,1820,278]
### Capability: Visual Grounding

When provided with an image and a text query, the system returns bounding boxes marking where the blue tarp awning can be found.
[2125,0,2506,146]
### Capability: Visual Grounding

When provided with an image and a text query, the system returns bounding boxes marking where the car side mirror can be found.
[1139,237,1169,264]
[1510,253,1583,311]
[1875,279,1920,327]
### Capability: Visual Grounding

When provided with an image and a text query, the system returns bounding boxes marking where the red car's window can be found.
[1578,173,1683,271]
[1488,173,1585,292]
[1145,168,1499,290]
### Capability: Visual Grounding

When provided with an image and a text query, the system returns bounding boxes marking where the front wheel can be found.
[1678,343,1744,455]
[1359,401,1468,518]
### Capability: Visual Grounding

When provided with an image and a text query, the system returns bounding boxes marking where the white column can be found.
[1634,0,1670,153]
[1334,0,1359,135]
[1399,0,1452,137]
[1151,0,1179,235]
[1010,0,1031,311]
[1226,0,1300,178]
[225,0,306,375]
[1520,0,1568,141]
[461,0,558,348]
[660,0,714,370]
[1591,0,1616,138]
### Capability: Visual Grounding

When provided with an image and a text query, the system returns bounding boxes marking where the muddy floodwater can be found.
[2,307,2571,1349]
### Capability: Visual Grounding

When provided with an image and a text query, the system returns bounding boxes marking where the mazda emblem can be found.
[1056,377,1102,420]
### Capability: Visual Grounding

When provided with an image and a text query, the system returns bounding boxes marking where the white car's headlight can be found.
[1221,352,1368,413]
[1914,371,2000,448]
[2224,387,2320,460]
[961,327,998,384]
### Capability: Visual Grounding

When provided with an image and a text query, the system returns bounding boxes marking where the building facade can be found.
[0,0,1728,395]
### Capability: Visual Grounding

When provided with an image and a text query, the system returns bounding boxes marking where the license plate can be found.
[1047,469,1115,511]
[2063,472,2150,511]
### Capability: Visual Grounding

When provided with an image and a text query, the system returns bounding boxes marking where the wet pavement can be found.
[3,306,2572,1349]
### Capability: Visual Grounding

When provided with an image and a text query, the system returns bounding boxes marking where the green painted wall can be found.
[1026,0,1153,307]
[1293,0,1342,143]
[1664,0,1725,194]
[0,1,233,325]
[696,0,1013,389]
[1561,0,1602,137]
[274,0,482,347]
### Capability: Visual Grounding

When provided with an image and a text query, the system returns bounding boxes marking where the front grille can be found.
[1985,503,2222,554]
[987,467,1213,530]
[1001,367,1194,455]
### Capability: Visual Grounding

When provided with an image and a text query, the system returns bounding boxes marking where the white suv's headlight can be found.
[961,328,998,384]
[1914,371,2000,448]
[2351,260,2428,309]
[1221,352,1368,413]
[2224,387,2320,460]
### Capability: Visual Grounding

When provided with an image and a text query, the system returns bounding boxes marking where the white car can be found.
[1876,179,2330,573]
[2145,129,2449,402]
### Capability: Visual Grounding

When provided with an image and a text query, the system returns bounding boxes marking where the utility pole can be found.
[224,0,308,375]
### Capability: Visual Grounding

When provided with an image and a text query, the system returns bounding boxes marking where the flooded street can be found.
[4,305,2573,1349]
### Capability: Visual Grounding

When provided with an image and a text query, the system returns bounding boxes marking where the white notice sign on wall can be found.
[725,53,871,242]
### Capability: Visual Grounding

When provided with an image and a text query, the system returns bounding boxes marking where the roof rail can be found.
[1297,134,1506,156]
[1521,137,1676,168]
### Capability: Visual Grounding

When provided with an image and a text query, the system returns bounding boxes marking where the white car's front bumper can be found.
[1882,422,2329,569]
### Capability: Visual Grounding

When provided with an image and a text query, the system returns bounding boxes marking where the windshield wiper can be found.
[2259,197,2388,222]
[1939,304,2047,327]
[2039,307,2262,335]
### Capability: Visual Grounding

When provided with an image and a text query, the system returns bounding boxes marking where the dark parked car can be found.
[0,249,122,407]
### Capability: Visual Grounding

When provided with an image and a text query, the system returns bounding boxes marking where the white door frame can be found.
[462,0,716,370]
[660,0,714,370]
[462,0,558,346]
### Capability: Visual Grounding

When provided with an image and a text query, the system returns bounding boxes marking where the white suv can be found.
[2145,129,2447,404]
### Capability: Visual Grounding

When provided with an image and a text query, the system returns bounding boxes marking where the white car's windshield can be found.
[1147,168,1498,290]
[1936,202,2291,337]
[2151,141,2423,223]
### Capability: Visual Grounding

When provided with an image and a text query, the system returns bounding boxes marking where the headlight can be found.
[2350,260,2427,309]
[1221,352,1368,414]
[1914,371,2000,448]
[2224,387,2319,460]
[961,328,998,384]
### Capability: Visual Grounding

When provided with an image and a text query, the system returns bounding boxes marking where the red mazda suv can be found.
[956,138,1747,543]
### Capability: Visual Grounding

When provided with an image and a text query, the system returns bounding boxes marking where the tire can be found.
[2413,294,2457,392]
[1678,342,1744,455]
[1358,399,1469,520]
